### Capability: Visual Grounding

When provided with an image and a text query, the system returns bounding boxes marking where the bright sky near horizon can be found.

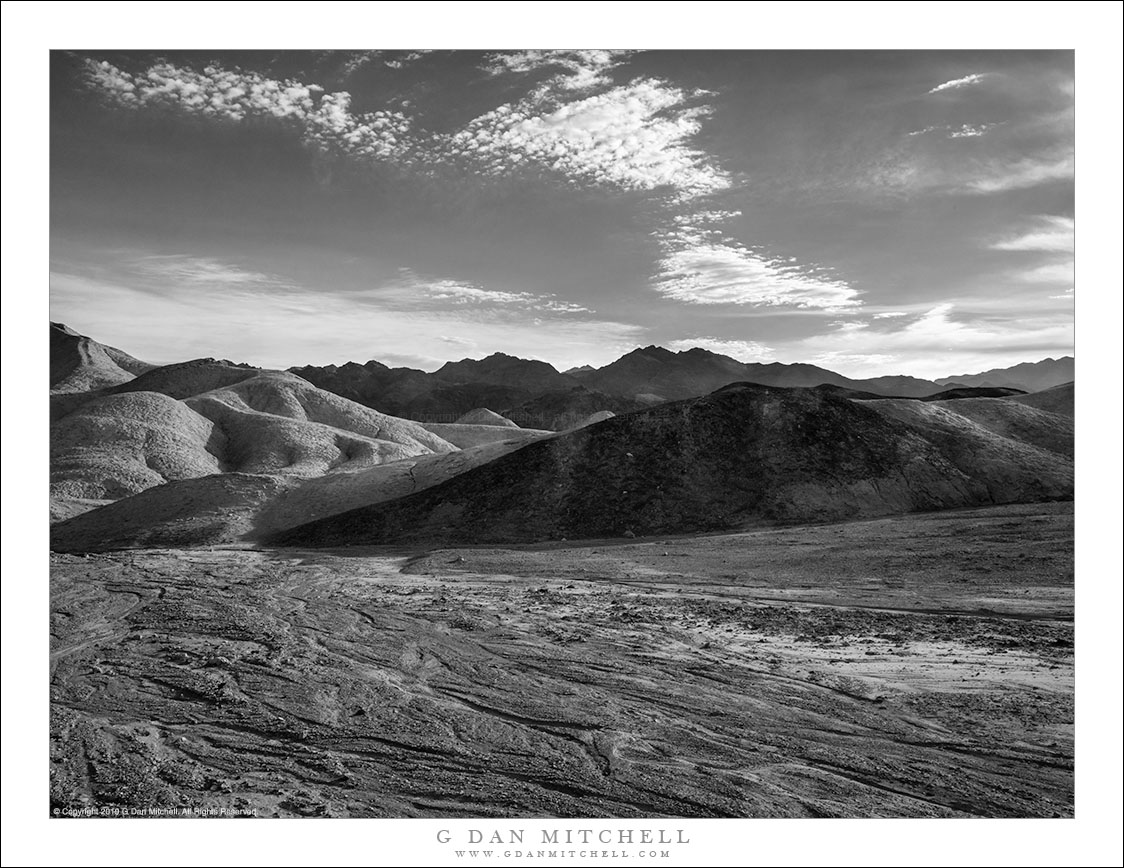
[50,49,1074,378]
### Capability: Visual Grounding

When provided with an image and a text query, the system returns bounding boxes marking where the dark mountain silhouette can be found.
[290,345,950,425]
[274,382,1071,548]
[936,357,1074,393]
[434,352,577,392]
[579,347,943,401]
[289,359,550,422]
[921,386,1027,401]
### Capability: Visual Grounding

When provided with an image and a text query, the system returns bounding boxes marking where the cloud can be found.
[652,213,860,310]
[947,123,999,138]
[131,255,299,289]
[928,73,986,94]
[1017,261,1074,284]
[908,123,999,139]
[990,216,1074,253]
[966,152,1074,193]
[665,337,774,361]
[484,49,631,92]
[82,56,726,200]
[384,269,592,313]
[784,304,1072,378]
[812,351,898,369]
[990,216,1073,290]
[873,311,908,319]
[449,78,727,199]
[83,59,415,164]
[49,267,641,370]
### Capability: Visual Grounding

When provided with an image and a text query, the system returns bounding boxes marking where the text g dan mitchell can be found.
[437,830,690,845]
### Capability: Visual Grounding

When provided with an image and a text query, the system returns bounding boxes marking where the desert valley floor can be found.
[51,502,1073,819]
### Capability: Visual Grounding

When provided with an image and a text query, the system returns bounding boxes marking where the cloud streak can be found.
[991,216,1074,253]
[652,213,861,310]
[928,73,986,94]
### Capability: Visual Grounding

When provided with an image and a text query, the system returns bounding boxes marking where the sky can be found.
[49,49,1074,379]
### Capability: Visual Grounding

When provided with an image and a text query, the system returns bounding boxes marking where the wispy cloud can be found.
[386,269,592,313]
[991,216,1073,253]
[967,151,1074,194]
[652,212,861,310]
[785,304,1072,378]
[666,337,774,361]
[131,255,299,289]
[1017,261,1074,284]
[908,122,999,139]
[928,73,986,94]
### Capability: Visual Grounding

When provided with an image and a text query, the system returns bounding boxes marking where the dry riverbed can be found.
[50,503,1073,818]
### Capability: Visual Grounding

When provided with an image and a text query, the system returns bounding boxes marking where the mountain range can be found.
[49,322,1074,551]
[291,344,1074,429]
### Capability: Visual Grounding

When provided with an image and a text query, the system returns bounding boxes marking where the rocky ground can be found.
[50,503,1073,818]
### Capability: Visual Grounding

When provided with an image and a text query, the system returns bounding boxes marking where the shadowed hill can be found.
[867,399,1074,480]
[503,386,649,431]
[50,322,154,393]
[1009,382,1074,419]
[274,383,1072,548]
[929,397,1073,458]
[922,386,1026,401]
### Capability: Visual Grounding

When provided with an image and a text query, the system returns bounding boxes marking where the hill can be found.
[50,438,534,552]
[418,422,551,449]
[50,364,458,510]
[50,322,154,393]
[922,386,1027,401]
[51,391,223,500]
[1009,382,1074,419]
[274,383,1071,548]
[503,386,649,431]
[454,408,518,427]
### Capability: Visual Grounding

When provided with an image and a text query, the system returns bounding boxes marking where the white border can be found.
[4,3,1121,866]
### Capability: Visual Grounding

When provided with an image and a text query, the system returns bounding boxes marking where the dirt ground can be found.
[50,502,1073,818]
